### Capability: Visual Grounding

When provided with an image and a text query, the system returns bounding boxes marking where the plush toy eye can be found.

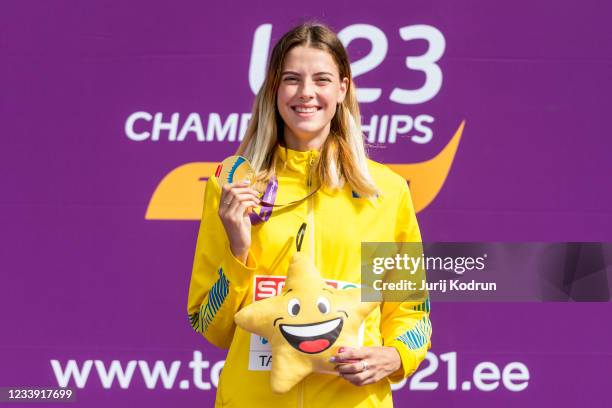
[287,298,301,316]
[317,296,330,314]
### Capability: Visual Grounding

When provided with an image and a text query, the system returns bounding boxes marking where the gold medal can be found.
[215,155,255,187]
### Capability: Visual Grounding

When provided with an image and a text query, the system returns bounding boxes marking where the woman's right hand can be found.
[218,180,261,263]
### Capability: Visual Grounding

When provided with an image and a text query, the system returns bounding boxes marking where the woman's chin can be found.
[294,129,327,141]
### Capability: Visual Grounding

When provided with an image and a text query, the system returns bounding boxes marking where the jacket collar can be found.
[274,145,320,176]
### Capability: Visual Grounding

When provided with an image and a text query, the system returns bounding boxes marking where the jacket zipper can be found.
[307,152,316,263]
[299,152,317,408]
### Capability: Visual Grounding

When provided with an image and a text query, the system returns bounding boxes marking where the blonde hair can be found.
[237,21,378,198]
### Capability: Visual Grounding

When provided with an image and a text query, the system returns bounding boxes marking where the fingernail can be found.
[329,356,336,363]
[338,347,345,353]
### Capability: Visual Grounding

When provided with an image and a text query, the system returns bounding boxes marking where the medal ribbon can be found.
[249,176,320,225]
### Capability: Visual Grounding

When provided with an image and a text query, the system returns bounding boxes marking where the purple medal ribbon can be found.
[249,175,278,225]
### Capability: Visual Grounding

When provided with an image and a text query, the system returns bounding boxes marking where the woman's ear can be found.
[338,77,349,103]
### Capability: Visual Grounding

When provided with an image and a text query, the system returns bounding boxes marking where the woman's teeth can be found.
[293,107,319,113]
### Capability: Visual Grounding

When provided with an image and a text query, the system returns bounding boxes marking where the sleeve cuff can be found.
[223,243,258,291]
[386,340,418,382]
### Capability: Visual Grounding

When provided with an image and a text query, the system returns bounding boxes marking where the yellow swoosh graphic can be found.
[145,120,465,220]
[388,120,465,212]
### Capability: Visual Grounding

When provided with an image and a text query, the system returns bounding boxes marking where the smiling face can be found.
[276,46,348,151]
[275,290,348,354]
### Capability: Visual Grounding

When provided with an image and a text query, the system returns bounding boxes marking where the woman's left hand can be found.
[331,346,402,386]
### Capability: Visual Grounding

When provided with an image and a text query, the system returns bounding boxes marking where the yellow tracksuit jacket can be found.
[187,146,431,407]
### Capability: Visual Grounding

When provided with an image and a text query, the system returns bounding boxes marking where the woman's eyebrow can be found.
[281,71,334,76]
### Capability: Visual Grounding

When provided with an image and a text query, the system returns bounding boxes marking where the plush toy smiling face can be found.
[234,252,379,393]
[277,291,345,354]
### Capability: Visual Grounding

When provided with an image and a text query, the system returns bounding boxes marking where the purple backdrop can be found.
[1,1,611,406]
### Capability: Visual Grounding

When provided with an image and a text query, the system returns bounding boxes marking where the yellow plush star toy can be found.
[234,225,379,393]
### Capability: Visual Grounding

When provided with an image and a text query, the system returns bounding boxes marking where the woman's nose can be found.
[298,78,315,100]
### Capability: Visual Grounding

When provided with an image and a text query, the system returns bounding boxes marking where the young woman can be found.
[187,22,431,407]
